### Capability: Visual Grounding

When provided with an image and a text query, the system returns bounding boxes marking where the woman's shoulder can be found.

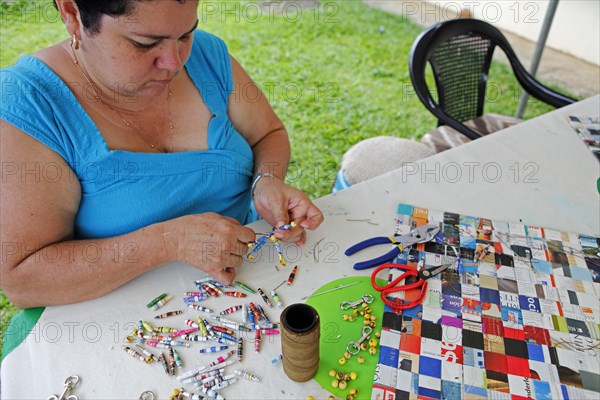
[190,29,230,61]
[187,30,233,101]
[2,42,74,85]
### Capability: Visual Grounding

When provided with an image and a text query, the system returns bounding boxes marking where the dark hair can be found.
[55,1,187,34]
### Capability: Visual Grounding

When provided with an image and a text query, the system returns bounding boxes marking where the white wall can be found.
[427,0,600,66]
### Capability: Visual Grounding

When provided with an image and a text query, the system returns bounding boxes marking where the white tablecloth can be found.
[2,95,599,399]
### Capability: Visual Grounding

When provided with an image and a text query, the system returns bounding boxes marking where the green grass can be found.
[0,0,575,353]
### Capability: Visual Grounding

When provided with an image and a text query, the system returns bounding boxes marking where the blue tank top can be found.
[0,30,254,239]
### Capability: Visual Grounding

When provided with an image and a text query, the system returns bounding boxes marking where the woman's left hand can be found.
[252,176,324,246]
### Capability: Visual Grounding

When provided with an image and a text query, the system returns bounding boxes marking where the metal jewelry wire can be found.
[69,37,174,153]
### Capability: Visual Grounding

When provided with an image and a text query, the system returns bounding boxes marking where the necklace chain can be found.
[70,43,174,153]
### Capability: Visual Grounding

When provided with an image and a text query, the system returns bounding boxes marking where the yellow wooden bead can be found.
[306,397,315,400]
[361,302,368,308]
[339,380,348,390]
[375,331,381,338]
[348,316,355,322]
[331,379,339,388]
[336,371,345,380]
[338,356,346,365]
[360,342,368,351]
[364,313,370,319]
[345,396,354,400]
[363,319,370,325]
[350,371,358,380]
[357,356,365,364]
[349,388,358,396]
[370,315,377,321]
[329,369,336,377]
[369,339,378,347]
[344,373,351,381]
[328,396,335,400]
[344,351,352,359]
[352,309,359,316]
[342,314,349,321]
[369,346,377,355]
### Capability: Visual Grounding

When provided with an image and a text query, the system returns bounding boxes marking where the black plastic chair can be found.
[409,18,576,141]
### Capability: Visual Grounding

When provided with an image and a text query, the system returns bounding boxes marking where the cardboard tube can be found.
[280,303,320,382]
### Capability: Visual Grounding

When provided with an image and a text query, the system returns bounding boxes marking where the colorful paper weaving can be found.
[372,204,600,399]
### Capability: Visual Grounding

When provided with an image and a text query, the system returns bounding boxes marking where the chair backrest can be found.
[409,19,576,140]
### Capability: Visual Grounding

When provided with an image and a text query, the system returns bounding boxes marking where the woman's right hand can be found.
[162,213,256,284]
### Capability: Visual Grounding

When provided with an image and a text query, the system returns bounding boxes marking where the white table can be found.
[2,95,599,399]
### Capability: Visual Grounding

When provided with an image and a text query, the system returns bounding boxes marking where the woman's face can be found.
[78,0,199,98]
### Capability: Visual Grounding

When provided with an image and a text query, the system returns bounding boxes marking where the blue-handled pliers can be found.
[345,224,441,270]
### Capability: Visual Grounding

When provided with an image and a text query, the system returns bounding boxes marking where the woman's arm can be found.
[227,56,324,243]
[0,121,254,308]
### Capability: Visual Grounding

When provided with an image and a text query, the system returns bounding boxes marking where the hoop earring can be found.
[71,33,79,50]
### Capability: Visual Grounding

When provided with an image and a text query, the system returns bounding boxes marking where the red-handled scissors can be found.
[370,262,451,310]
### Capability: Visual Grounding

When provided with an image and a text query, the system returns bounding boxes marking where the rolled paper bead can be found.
[187,304,214,313]
[195,276,215,284]
[247,307,255,328]
[151,294,172,310]
[159,352,170,375]
[183,291,204,296]
[180,334,208,342]
[173,347,183,368]
[213,330,236,342]
[183,295,208,303]
[199,345,229,353]
[170,328,199,338]
[220,305,243,315]
[287,265,298,285]
[272,354,283,364]
[154,310,183,319]
[181,368,224,384]
[168,346,176,375]
[141,334,167,341]
[249,302,261,320]
[199,387,225,400]
[205,282,223,296]
[146,293,167,308]
[170,340,190,347]
[254,329,261,353]
[202,319,215,335]
[212,326,234,335]
[198,318,208,337]
[225,291,247,298]
[178,390,203,400]
[122,345,145,362]
[142,321,155,333]
[211,282,233,289]
[208,336,237,346]
[154,326,177,333]
[235,281,256,294]
[211,377,238,390]
[242,304,249,324]
[184,319,200,328]
[256,304,271,324]
[257,288,273,308]
[145,341,171,349]
[237,338,243,361]
[257,323,279,329]
[234,369,261,382]
[202,285,219,297]
[135,345,158,363]
[270,290,284,309]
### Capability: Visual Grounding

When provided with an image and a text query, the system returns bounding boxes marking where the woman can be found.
[0,0,323,308]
